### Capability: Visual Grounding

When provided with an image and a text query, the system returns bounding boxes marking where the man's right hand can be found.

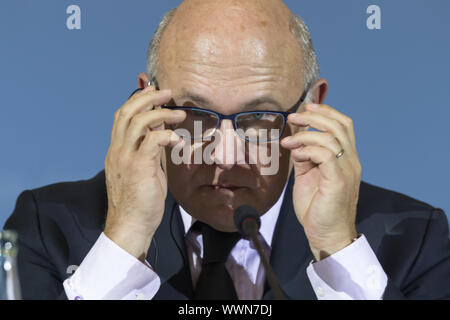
[103,86,186,261]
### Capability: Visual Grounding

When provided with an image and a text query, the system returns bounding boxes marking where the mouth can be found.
[212,184,242,191]
[204,184,247,194]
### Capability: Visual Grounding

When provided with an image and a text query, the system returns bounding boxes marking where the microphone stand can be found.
[242,219,287,300]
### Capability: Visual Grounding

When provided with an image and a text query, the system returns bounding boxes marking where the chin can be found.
[184,187,266,231]
[197,204,239,233]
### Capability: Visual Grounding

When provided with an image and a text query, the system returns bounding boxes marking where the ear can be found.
[310,78,328,104]
[137,72,150,89]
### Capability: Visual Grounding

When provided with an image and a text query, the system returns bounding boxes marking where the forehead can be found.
[157,2,304,108]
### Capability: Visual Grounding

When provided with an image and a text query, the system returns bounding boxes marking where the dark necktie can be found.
[193,222,242,300]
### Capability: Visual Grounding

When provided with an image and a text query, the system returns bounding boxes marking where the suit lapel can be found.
[149,194,193,300]
[264,173,317,300]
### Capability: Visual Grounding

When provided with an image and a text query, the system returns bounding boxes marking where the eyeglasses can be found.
[161,86,310,143]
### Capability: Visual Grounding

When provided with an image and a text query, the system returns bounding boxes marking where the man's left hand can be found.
[281,103,362,261]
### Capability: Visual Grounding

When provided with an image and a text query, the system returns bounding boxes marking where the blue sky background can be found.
[1,0,449,227]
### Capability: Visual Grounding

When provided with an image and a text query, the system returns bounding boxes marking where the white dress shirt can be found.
[63,187,388,300]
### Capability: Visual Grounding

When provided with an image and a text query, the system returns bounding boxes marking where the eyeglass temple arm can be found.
[290,82,313,113]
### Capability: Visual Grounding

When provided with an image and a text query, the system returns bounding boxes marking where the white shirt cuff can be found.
[63,232,161,300]
[306,234,388,300]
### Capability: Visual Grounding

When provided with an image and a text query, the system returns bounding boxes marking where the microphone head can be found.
[234,205,261,236]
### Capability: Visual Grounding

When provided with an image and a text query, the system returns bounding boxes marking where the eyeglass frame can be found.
[157,84,311,142]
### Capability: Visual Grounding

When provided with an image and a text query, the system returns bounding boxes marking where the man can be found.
[5,0,450,300]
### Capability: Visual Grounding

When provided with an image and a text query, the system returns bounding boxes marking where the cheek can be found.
[165,146,189,191]
[165,145,208,197]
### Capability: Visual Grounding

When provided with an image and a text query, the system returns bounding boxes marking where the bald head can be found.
[147,0,319,92]
[167,0,296,45]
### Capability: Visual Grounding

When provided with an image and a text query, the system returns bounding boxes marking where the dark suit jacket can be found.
[4,170,450,300]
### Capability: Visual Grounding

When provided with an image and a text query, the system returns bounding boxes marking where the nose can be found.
[211,119,245,170]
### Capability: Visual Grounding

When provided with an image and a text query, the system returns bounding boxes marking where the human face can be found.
[158,0,306,232]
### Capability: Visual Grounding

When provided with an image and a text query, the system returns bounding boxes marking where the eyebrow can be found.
[173,90,284,112]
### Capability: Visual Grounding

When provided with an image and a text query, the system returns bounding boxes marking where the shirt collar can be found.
[178,183,287,247]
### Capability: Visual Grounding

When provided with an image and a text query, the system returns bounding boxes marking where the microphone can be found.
[234,205,286,300]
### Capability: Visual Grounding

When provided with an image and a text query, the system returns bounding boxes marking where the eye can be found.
[251,113,265,120]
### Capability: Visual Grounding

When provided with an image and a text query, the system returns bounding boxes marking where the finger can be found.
[287,111,353,153]
[291,145,343,182]
[128,86,153,101]
[305,103,356,145]
[110,86,155,142]
[138,129,183,161]
[112,89,172,144]
[281,131,342,156]
[291,158,316,177]
[125,109,186,152]
[114,89,171,138]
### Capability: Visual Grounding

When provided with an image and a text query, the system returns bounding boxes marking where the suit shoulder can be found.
[30,171,106,206]
[358,181,439,218]
[18,170,107,234]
